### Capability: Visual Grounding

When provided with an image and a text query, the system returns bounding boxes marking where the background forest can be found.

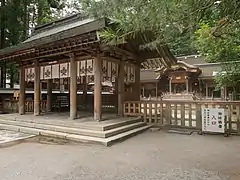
[0,0,239,89]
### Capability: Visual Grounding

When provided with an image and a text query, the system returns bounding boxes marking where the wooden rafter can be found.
[141,58,166,70]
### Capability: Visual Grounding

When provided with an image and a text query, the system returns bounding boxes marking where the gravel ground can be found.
[0,131,240,180]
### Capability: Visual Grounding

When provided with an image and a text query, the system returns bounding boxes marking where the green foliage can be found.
[85,0,240,88]
[194,13,240,89]
[194,22,240,63]
[82,0,211,56]
[37,0,65,24]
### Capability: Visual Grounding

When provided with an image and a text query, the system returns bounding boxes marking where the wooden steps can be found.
[0,117,151,146]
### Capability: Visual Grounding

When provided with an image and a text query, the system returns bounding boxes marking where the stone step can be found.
[102,118,142,131]
[0,123,151,146]
[104,125,152,146]
[104,122,146,138]
[0,119,145,138]
[0,123,104,144]
[0,116,141,131]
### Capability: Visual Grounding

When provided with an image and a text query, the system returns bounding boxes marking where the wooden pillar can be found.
[67,78,70,108]
[0,61,6,88]
[47,79,53,112]
[186,78,189,93]
[59,78,64,93]
[221,86,225,100]
[83,76,88,108]
[118,60,125,116]
[156,82,158,99]
[190,80,193,92]
[142,86,145,98]
[94,55,102,121]
[206,83,208,98]
[40,81,43,100]
[224,86,227,100]
[19,66,25,115]
[169,77,172,93]
[70,54,77,119]
[34,60,40,116]
[133,64,140,101]
[114,78,118,111]
[199,79,202,93]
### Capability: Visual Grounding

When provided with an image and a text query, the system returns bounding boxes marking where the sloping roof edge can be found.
[0,18,107,59]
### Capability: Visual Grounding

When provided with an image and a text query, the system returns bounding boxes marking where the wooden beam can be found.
[20,45,95,63]
[21,55,93,68]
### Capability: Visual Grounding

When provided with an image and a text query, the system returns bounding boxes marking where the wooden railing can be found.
[124,100,240,134]
[2,100,47,113]
[25,100,47,113]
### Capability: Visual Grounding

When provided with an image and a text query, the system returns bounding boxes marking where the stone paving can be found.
[0,130,31,144]
[0,131,240,180]
[0,112,136,128]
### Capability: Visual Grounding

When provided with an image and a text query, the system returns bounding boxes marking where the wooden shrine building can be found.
[140,55,236,100]
[0,14,175,120]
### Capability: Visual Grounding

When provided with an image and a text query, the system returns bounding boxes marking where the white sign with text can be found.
[202,108,225,133]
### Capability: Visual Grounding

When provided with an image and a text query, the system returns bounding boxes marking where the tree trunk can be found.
[9,68,14,88]
[0,0,6,49]
[0,0,6,88]
[22,0,29,40]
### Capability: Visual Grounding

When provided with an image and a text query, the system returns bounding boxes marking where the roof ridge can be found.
[34,13,87,34]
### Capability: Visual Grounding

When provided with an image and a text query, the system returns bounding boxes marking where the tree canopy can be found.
[82,0,239,55]
[193,1,240,90]
[82,0,240,89]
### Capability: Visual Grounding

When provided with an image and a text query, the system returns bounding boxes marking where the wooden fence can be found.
[25,100,47,112]
[124,100,240,134]
[2,93,117,113]
[2,100,47,113]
